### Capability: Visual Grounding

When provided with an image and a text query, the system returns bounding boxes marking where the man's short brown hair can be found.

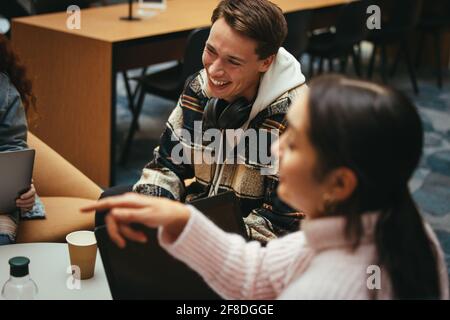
[211,0,288,59]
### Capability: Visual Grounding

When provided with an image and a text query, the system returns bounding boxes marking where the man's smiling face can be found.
[202,18,273,102]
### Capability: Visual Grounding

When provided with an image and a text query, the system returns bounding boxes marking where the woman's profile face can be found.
[273,93,328,218]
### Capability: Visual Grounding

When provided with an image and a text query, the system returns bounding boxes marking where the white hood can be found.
[246,47,306,126]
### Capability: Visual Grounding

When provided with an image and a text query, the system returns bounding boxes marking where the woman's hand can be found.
[80,193,191,248]
[16,183,36,212]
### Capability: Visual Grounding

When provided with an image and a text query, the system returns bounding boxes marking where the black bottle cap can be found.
[9,257,30,277]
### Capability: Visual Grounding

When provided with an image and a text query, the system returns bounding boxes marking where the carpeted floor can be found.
[114,55,450,282]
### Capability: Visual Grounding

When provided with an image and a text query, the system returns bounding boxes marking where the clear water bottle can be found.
[1,257,38,300]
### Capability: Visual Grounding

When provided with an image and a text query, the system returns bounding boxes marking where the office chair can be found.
[366,0,423,94]
[120,27,210,164]
[283,10,312,60]
[415,0,450,88]
[305,0,369,78]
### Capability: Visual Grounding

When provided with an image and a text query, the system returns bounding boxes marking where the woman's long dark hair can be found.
[307,74,441,299]
[0,34,35,114]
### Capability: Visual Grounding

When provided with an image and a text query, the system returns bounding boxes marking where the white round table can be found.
[0,243,112,300]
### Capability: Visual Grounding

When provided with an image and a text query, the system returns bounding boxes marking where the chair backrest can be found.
[32,0,91,14]
[0,1,29,20]
[375,0,423,30]
[334,0,370,46]
[420,0,450,20]
[283,10,312,59]
[180,27,211,83]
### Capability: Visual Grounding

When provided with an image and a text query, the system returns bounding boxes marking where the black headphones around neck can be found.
[202,97,253,130]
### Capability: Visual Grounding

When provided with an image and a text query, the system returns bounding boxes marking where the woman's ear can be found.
[327,167,358,203]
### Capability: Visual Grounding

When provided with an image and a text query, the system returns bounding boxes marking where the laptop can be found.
[95,191,248,300]
[0,149,35,213]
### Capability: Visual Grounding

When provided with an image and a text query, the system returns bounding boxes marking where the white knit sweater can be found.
[159,206,449,300]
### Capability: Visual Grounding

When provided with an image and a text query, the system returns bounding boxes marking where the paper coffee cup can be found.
[66,231,97,280]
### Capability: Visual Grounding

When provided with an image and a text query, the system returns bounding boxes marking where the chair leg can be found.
[120,89,147,165]
[352,47,362,77]
[131,67,150,128]
[380,44,388,84]
[140,66,149,77]
[328,58,334,72]
[131,85,143,133]
[123,69,149,132]
[340,56,348,74]
[434,31,443,89]
[132,67,149,101]
[125,67,149,107]
[415,31,425,68]
[390,47,401,78]
[318,57,324,74]
[368,44,377,79]
[355,43,362,65]
[403,42,419,95]
[122,71,134,113]
[309,55,315,78]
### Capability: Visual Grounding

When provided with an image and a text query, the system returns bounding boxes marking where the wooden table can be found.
[11,0,350,187]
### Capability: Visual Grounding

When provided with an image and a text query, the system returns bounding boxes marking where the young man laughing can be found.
[116,0,308,243]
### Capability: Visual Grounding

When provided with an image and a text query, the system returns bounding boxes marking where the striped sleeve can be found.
[244,111,304,243]
[133,89,197,200]
[158,205,313,300]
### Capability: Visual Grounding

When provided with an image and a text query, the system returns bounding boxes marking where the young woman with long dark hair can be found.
[82,74,448,299]
[0,34,44,245]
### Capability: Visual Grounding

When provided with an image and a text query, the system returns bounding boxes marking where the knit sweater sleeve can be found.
[132,76,199,200]
[132,103,193,200]
[158,205,313,300]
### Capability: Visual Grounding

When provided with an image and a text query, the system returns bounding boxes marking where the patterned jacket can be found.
[134,69,306,243]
